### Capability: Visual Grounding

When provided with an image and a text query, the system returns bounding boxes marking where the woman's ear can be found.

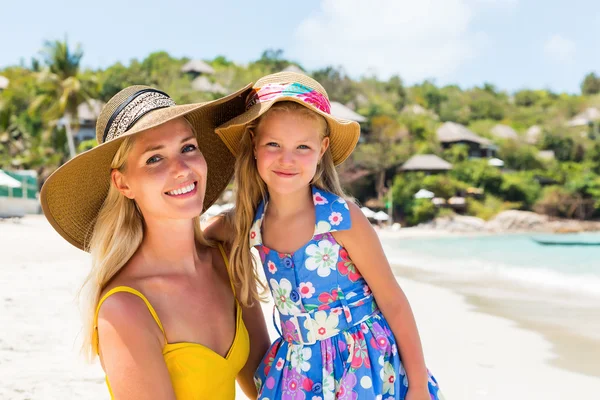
[111,169,135,199]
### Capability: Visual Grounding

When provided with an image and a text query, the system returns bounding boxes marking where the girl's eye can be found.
[183,144,198,153]
[146,155,161,165]
[266,142,279,147]
[298,145,310,150]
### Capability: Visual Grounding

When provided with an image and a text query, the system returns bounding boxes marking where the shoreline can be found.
[391,264,600,379]
[2,216,599,399]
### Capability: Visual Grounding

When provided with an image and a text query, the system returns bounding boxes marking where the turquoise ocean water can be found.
[380,233,600,297]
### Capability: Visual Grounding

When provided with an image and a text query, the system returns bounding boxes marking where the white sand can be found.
[1,216,598,399]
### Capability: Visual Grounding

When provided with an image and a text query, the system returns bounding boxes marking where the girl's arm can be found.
[237,298,271,398]
[335,202,430,390]
[97,294,176,400]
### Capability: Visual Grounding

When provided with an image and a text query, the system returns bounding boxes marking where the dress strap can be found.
[217,242,236,296]
[93,286,167,355]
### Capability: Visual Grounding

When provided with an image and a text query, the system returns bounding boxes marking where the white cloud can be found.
[544,34,576,64]
[291,0,488,83]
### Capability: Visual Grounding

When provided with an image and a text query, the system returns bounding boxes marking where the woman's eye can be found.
[146,155,161,165]
[182,144,198,153]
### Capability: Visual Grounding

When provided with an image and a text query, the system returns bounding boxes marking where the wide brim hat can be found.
[41,84,252,251]
[215,71,360,165]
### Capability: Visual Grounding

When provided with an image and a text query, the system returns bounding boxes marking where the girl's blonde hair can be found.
[230,101,347,306]
[80,120,210,360]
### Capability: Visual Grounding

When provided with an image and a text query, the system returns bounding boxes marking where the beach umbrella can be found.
[0,170,22,188]
[373,211,389,221]
[414,188,435,199]
[360,206,375,218]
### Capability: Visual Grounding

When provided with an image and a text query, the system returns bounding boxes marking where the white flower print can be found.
[275,357,285,371]
[313,191,329,205]
[345,291,358,300]
[270,278,301,315]
[305,239,340,277]
[328,211,343,226]
[322,370,336,400]
[306,310,340,340]
[331,306,343,316]
[314,220,332,235]
[249,216,262,247]
[267,260,277,274]
[299,282,316,298]
[337,197,349,210]
[290,346,312,372]
[379,355,397,395]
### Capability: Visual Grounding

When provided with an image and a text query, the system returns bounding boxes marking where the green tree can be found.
[514,90,541,107]
[312,66,357,104]
[581,72,600,95]
[353,115,410,200]
[254,49,291,73]
[30,39,97,159]
[385,75,407,110]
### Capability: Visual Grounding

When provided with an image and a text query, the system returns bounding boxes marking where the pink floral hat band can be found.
[245,82,331,114]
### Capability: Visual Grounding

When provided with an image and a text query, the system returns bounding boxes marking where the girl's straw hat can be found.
[215,72,360,165]
[41,84,252,251]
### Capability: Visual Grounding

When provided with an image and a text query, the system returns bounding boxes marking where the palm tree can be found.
[30,39,96,159]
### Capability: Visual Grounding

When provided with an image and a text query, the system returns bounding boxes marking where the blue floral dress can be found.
[252,186,443,400]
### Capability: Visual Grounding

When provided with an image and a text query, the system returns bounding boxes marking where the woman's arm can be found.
[97,294,176,400]
[335,202,430,390]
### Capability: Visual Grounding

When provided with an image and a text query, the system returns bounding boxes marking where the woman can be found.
[40,85,270,399]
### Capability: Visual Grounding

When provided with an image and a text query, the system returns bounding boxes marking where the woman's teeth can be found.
[167,182,195,196]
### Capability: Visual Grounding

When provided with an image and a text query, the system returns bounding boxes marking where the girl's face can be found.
[254,110,329,196]
[112,117,207,222]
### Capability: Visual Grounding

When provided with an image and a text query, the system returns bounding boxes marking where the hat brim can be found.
[41,84,253,252]
[215,97,360,166]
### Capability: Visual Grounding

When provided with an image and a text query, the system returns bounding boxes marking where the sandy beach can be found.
[1,216,599,399]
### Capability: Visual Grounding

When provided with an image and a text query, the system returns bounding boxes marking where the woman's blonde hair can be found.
[230,101,347,306]
[80,119,210,360]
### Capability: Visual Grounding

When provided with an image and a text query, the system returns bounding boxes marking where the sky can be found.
[1,0,599,94]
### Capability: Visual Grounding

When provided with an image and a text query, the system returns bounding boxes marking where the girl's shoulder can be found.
[312,187,354,234]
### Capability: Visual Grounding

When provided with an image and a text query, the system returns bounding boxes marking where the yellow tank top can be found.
[93,244,250,399]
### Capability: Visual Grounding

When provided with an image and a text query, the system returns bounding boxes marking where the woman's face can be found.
[112,117,207,222]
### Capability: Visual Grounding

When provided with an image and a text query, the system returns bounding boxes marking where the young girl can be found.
[213,72,443,399]
[40,84,270,399]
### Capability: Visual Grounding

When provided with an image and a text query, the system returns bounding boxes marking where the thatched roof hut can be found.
[191,76,226,93]
[567,107,600,127]
[491,124,519,140]
[436,122,491,146]
[181,60,215,75]
[526,125,542,144]
[77,99,105,121]
[399,154,452,172]
[330,102,367,123]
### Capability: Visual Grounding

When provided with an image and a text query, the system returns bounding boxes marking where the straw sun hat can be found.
[41,84,252,251]
[215,71,360,165]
